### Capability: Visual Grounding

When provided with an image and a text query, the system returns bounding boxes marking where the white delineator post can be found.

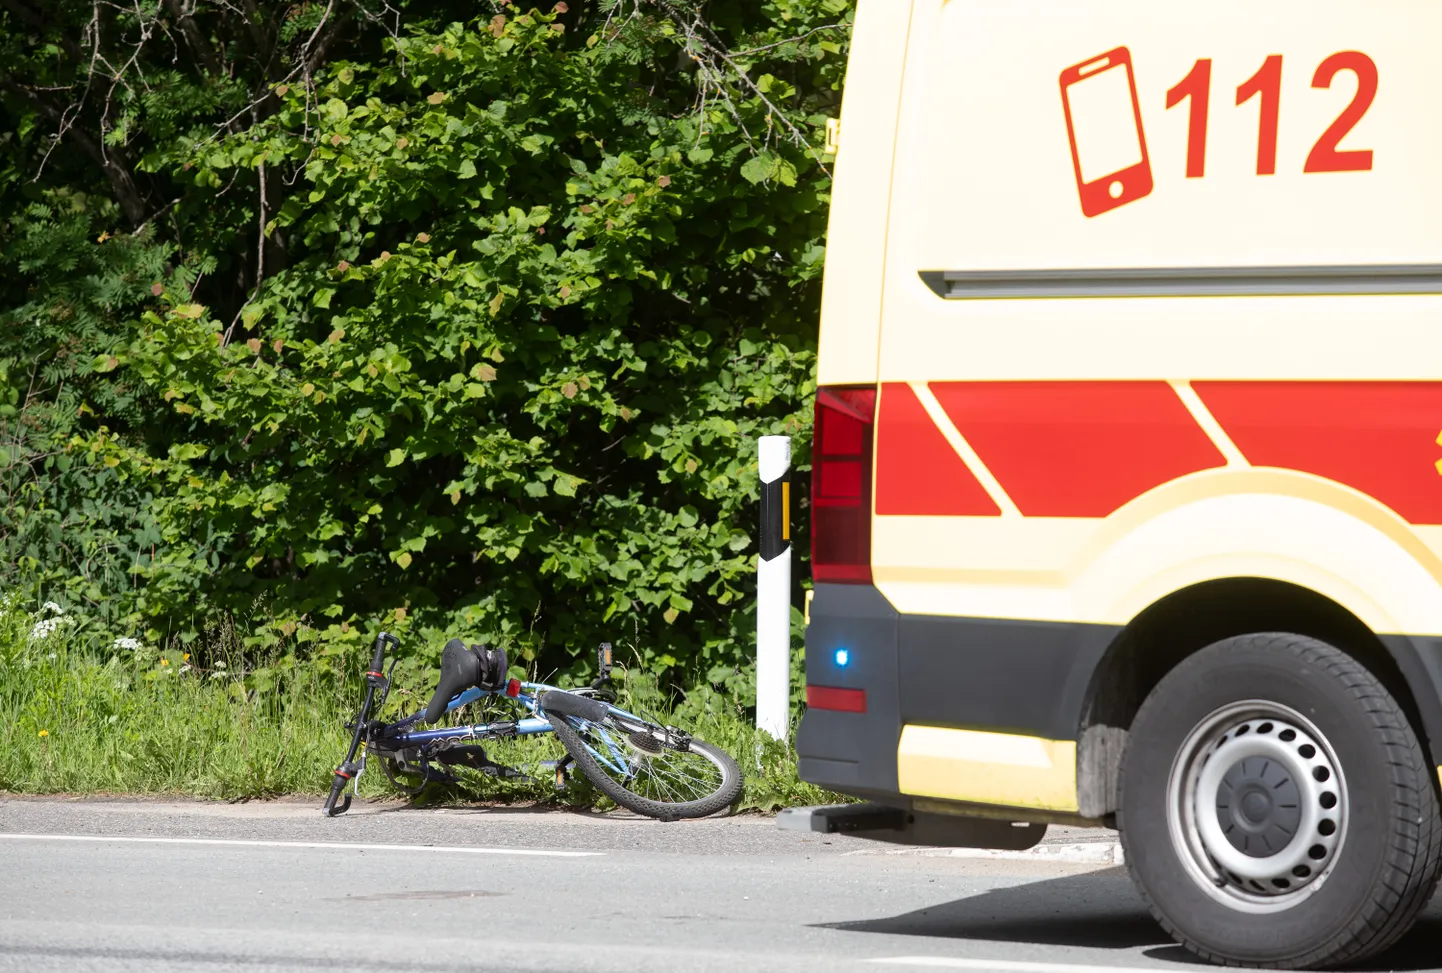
[756,435,793,741]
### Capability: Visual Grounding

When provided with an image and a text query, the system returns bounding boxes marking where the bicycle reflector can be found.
[505,678,521,698]
[812,386,876,584]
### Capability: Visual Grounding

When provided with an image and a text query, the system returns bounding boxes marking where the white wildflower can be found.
[28,616,71,643]
[112,637,143,651]
[28,601,74,643]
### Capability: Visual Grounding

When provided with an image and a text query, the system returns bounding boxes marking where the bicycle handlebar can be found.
[370,631,399,674]
[322,771,353,816]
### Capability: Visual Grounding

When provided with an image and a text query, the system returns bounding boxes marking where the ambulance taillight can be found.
[811,386,876,584]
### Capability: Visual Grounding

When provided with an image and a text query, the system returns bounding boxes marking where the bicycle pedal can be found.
[551,753,574,790]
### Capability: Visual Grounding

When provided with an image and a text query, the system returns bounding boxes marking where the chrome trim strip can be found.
[918,265,1442,299]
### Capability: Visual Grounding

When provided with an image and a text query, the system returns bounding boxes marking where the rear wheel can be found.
[549,714,742,820]
[1119,633,1442,968]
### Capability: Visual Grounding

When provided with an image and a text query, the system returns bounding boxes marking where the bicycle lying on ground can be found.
[321,632,743,821]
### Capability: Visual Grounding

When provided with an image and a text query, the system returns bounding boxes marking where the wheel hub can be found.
[1216,757,1302,857]
[1168,702,1348,912]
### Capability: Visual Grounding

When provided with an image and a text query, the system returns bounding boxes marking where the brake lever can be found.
[375,656,399,711]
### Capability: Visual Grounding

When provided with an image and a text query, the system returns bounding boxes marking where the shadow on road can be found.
[1143,905,1442,971]
[816,866,1173,950]
[821,863,1442,968]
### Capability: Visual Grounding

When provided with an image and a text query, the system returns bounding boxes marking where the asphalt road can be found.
[1,798,1440,973]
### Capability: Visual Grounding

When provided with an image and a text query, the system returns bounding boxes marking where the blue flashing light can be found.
[834,648,850,668]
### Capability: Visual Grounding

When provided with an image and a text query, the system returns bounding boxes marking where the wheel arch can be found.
[1076,577,1442,819]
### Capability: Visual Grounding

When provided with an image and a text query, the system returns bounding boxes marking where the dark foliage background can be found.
[0,0,849,688]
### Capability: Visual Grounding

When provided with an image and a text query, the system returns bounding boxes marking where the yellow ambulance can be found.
[793,0,1442,966]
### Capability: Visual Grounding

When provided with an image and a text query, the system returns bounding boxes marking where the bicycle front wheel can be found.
[549,714,742,820]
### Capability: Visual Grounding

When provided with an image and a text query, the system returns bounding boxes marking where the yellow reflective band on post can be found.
[897,725,1079,812]
[781,480,791,541]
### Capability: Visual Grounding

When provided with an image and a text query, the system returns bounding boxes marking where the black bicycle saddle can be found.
[423,638,509,724]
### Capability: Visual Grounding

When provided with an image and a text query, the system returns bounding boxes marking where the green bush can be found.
[1,1,848,684]
[0,200,170,632]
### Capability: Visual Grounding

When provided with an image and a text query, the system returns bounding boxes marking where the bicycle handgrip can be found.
[369,631,399,672]
[321,775,352,817]
[540,690,610,724]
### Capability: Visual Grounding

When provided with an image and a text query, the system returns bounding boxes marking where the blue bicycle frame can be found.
[378,682,651,778]
[382,683,554,745]
[323,633,661,817]
[372,677,663,778]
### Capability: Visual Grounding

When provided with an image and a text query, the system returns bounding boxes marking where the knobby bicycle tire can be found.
[548,713,742,819]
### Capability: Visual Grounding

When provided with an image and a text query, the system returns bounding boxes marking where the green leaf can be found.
[739,154,776,185]
[386,448,406,467]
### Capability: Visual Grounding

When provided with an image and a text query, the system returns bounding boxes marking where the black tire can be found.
[549,715,742,820]
[1119,633,1441,968]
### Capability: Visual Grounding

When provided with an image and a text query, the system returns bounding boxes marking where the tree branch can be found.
[0,75,150,225]
[162,0,220,75]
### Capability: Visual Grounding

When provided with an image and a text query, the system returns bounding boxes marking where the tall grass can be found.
[0,598,838,811]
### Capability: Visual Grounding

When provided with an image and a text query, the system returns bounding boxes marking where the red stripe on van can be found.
[930,382,1227,517]
[1195,382,1442,524]
[874,383,1001,516]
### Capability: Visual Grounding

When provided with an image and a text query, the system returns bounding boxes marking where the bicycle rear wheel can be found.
[549,714,742,820]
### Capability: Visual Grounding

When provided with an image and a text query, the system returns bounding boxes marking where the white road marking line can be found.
[0,833,601,857]
[870,958,1177,973]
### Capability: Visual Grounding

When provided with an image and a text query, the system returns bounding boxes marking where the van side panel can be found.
[815,0,914,387]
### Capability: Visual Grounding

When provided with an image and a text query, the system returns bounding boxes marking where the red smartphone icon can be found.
[1060,47,1154,218]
